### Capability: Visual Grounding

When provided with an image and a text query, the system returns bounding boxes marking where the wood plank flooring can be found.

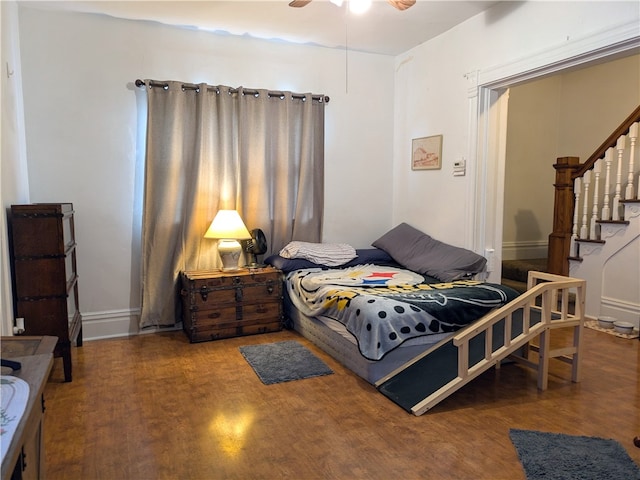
[43,326,639,479]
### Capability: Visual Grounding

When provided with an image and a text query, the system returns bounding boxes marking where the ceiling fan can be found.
[289,0,416,12]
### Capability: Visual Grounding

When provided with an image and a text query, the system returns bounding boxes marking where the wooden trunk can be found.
[180,267,283,343]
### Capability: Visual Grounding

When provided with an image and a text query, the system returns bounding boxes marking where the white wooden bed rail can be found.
[378,272,586,416]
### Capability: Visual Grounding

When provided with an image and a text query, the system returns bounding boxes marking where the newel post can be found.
[547,157,582,275]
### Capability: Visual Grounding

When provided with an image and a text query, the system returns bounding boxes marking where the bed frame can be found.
[287,302,451,384]
[288,271,586,415]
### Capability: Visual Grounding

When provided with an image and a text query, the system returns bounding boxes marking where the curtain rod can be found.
[134,79,329,103]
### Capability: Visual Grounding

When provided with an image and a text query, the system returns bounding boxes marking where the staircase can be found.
[548,106,640,329]
[377,272,585,416]
[570,204,639,326]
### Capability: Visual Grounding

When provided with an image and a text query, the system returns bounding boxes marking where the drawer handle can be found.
[21,447,27,471]
[207,312,221,319]
[199,286,209,302]
[257,305,268,314]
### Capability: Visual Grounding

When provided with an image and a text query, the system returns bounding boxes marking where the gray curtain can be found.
[140,81,325,329]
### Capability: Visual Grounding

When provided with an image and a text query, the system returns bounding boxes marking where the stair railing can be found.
[547,105,640,275]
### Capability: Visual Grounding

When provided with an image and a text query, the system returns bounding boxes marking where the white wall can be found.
[503,76,561,259]
[557,54,640,159]
[15,6,395,338]
[1,0,30,336]
[8,2,640,339]
[392,1,639,252]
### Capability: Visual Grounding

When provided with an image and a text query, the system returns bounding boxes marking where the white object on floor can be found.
[613,321,634,334]
[597,316,616,329]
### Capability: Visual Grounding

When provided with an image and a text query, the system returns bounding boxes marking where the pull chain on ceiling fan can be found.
[288,0,416,93]
[289,0,416,12]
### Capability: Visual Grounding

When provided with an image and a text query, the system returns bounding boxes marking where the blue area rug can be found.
[239,340,333,385]
[509,429,640,480]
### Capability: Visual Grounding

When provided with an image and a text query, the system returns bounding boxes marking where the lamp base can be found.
[217,239,243,271]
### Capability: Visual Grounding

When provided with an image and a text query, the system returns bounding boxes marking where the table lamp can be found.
[205,210,252,271]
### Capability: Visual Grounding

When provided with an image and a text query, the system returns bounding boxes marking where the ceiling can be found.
[26,0,500,56]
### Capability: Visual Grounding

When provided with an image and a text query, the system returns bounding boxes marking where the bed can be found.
[266,223,517,382]
[266,223,586,415]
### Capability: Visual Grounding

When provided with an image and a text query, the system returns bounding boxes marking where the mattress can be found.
[285,297,451,384]
[284,265,519,361]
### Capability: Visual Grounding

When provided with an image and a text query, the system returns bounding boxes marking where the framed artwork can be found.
[411,135,443,170]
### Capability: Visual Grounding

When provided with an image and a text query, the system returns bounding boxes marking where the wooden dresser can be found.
[180,266,283,342]
[9,203,83,382]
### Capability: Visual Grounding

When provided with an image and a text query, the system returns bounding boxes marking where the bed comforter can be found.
[286,265,519,360]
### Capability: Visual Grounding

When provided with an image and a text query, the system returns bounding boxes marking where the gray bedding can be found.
[285,265,520,361]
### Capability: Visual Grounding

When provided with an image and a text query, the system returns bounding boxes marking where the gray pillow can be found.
[372,223,487,282]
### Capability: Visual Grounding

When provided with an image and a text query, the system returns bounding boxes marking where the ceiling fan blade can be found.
[289,0,312,7]
[387,0,416,11]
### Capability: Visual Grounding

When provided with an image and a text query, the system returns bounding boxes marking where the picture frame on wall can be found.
[411,135,443,170]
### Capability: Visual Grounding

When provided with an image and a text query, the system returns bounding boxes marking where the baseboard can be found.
[600,296,640,329]
[80,309,183,342]
[81,308,141,340]
[502,241,548,261]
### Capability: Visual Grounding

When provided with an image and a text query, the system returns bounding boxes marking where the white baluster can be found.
[590,160,601,239]
[626,122,637,200]
[601,148,613,220]
[580,170,591,239]
[612,135,625,221]
[572,177,581,256]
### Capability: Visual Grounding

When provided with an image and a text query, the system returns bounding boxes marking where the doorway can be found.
[472,31,640,285]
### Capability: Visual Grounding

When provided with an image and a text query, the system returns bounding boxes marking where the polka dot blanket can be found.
[286,265,520,361]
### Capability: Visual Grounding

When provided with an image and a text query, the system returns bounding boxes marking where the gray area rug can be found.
[510,429,640,480]
[239,340,333,385]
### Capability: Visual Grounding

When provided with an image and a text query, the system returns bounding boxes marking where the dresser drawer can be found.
[13,257,75,298]
[189,300,281,324]
[184,304,283,343]
[188,322,282,343]
[183,276,280,309]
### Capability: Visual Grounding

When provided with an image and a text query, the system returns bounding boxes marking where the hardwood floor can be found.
[43,326,639,479]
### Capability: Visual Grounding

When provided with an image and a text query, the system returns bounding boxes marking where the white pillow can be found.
[279,241,357,267]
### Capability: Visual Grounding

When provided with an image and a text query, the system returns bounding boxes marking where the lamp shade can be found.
[204,210,251,271]
[204,210,251,240]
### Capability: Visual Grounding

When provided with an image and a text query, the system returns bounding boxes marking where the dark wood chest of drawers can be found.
[180,267,283,343]
[9,203,82,382]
